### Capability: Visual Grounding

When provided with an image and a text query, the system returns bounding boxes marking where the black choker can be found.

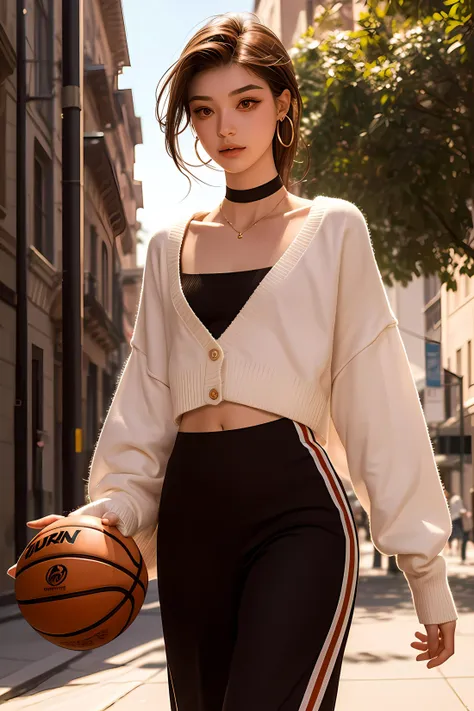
[225,174,283,203]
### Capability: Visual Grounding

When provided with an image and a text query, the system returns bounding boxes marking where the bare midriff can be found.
[179,401,283,432]
[178,194,313,433]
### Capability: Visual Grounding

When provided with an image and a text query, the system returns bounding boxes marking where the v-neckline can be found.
[167,195,327,349]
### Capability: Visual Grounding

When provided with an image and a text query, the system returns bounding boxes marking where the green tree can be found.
[383,0,473,53]
[292,0,474,289]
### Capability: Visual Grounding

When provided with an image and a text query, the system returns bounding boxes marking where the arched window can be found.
[101,242,109,311]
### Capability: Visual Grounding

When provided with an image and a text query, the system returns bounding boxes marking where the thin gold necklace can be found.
[219,192,288,239]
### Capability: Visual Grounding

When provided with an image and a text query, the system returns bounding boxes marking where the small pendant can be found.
[237,232,243,239]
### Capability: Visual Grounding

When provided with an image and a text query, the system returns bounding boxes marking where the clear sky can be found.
[119,1,254,263]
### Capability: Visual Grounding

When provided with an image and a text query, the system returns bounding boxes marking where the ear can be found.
[275,88,292,119]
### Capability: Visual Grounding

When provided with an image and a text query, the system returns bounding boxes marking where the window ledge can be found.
[0,221,15,256]
[28,245,57,288]
[0,22,16,84]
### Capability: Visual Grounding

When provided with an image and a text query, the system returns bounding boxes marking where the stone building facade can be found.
[0,0,143,601]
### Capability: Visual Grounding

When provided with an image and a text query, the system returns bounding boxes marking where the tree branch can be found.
[408,102,471,127]
[416,192,474,260]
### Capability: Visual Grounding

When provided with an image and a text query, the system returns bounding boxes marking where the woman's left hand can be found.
[410,620,456,668]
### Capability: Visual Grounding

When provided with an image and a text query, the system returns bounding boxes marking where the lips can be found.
[220,147,246,157]
[220,146,245,152]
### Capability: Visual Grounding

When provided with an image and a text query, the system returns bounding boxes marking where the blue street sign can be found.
[425,342,442,388]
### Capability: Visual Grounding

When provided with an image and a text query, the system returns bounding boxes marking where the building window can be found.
[424,274,441,306]
[0,85,6,215]
[424,299,441,333]
[90,226,98,277]
[468,340,472,386]
[34,141,53,262]
[89,225,98,297]
[453,281,459,310]
[31,345,45,519]
[438,435,472,456]
[34,0,53,99]
[444,369,460,419]
[102,370,112,420]
[102,241,109,311]
[86,360,98,455]
[84,225,98,299]
[456,348,462,377]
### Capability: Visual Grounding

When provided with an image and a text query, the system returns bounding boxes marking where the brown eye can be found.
[194,107,212,117]
[239,99,259,109]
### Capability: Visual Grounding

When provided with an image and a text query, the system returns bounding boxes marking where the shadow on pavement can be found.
[10,585,166,701]
[446,572,474,615]
[343,650,413,664]
[353,562,474,624]
[353,573,413,623]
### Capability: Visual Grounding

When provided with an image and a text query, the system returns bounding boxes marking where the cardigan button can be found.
[209,348,220,361]
[209,388,219,401]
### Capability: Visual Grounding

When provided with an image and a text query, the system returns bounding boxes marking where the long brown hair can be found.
[155,12,311,197]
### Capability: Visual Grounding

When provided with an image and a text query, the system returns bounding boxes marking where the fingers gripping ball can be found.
[14,515,148,650]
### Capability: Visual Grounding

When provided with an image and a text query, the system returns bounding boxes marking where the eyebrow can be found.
[188,84,264,102]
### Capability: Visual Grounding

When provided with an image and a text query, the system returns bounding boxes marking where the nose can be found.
[218,126,236,139]
[217,110,236,138]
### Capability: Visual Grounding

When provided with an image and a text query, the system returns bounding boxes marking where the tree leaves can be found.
[291,0,474,289]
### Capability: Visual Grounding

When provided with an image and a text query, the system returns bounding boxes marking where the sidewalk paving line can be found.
[0,648,90,704]
[0,605,22,626]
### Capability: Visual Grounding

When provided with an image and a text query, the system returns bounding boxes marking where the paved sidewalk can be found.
[337,541,474,710]
[0,588,169,709]
[0,539,473,710]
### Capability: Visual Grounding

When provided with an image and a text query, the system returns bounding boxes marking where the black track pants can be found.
[157,417,359,711]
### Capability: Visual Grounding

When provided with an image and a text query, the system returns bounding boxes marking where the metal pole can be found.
[61,0,84,510]
[459,374,464,497]
[14,0,28,559]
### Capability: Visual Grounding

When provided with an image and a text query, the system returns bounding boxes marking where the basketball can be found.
[14,514,148,650]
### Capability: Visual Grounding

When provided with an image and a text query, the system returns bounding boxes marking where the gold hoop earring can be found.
[194,135,212,165]
[276,114,295,148]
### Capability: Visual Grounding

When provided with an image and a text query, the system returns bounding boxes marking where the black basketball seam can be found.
[17,585,132,605]
[25,586,136,638]
[15,553,144,592]
[19,558,146,642]
[20,523,141,569]
[116,545,144,638]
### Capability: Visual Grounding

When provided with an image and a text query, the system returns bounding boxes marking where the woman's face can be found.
[187,63,291,174]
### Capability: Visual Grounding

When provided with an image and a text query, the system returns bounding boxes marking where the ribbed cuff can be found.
[405,566,458,625]
[70,496,138,538]
[134,523,159,581]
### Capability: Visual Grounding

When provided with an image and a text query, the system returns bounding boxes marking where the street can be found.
[0,539,473,710]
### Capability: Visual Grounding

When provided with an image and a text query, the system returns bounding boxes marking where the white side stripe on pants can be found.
[293,422,359,711]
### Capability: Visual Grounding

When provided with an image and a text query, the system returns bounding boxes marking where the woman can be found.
[8,12,457,711]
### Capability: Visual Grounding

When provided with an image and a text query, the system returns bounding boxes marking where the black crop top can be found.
[181,267,272,339]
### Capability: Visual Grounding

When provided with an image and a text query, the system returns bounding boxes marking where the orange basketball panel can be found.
[15,558,139,604]
[17,588,131,636]
[36,592,137,650]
